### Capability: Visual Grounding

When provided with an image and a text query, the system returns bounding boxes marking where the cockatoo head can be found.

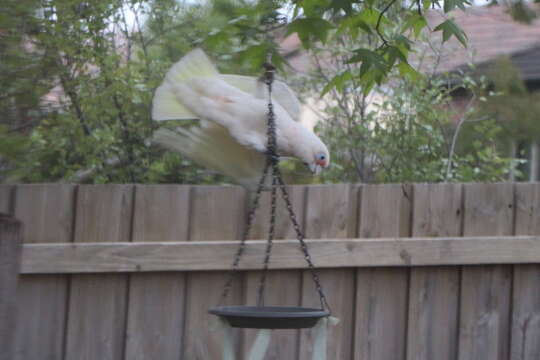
[297,133,330,175]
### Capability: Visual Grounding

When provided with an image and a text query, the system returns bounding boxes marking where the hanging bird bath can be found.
[208,60,331,331]
[209,306,329,329]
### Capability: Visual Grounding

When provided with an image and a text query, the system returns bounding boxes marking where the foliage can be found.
[477,57,540,143]
[0,0,251,183]
[0,0,529,184]
[296,37,514,183]
[462,57,540,180]
[211,0,473,92]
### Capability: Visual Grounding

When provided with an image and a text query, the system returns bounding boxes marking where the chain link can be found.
[219,59,330,313]
[256,172,277,306]
[219,160,270,303]
[275,168,331,312]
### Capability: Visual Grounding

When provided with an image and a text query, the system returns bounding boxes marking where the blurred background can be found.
[1,0,539,185]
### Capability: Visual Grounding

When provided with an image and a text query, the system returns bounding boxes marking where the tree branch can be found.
[445,95,490,181]
[376,0,398,47]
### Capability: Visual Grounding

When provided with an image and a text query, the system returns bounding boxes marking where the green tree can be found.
[1,0,254,183]
[294,33,513,183]
[0,0,527,184]
[471,57,540,180]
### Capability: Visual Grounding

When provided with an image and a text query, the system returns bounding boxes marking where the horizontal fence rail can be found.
[21,235,540,273]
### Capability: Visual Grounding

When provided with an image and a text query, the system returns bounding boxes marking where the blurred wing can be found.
[152,49,302,123]
[152,123,266,187]
[219,74,302,121]
[152,49,220,121]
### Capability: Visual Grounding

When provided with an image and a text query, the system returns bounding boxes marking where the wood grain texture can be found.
[407,183,462,360]
[13,184,75,360]
[0,216,22,360]
[183,186,245,360]
[354,184,412,360]
[8,182,540,360]
[65,185,133,360]
[511,183,540,360]
[188,186,245,242]
[131,185,190,242]
[299,184,356,360]
[0,185,14,214]
[458,183,513,360]
[243,185,305,360]
[125,185,190,360]
[20,235,540,273]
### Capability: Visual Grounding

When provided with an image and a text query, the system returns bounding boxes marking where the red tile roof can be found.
[426,4,540,76]
[281,5,540,80]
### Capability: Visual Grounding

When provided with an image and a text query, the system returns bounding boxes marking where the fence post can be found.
[0,214,23,360]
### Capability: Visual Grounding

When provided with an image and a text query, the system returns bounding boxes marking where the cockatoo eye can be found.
[315,153,327,167]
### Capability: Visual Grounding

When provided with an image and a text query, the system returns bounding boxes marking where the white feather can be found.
[219,74,302,121]
[152,49,218,121]
[152,126,265,187]
[151,48,329,186]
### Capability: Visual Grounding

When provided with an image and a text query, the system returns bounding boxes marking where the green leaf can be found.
[300,0,332,17]
[434,19,468,47]
[358,8,389,27]
[237,43,286,71]
[384,46,407,68]
[347,48,387,77]
[321,70,352,96]
[330,0,354,15]
[444,0,470,12]
[337,13,373,38]
[286,18,335,48]
[398,62,422,81]
[403,14,427,37]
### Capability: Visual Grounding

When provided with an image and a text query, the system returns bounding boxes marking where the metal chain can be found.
[256,172,277,306]
[219,62,277,302]
[219,159,271,303]
[219,57,331,313]
[255,66,280,306]
[275,167,331,312]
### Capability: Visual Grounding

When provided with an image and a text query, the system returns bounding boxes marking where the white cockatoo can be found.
[151,49,329,187]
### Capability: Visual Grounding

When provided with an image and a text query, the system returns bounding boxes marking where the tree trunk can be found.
[509,140,517,182]
[530,141,539,182]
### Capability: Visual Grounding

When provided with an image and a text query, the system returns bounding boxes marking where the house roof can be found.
[281,4,540,81]
[426,4,540,80]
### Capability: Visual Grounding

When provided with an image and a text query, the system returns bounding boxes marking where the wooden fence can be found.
[1,183,540,360]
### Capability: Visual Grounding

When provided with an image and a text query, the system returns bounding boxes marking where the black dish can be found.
[209,305,329,329]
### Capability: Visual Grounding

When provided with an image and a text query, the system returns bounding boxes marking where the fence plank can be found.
[354,184,412,360]
[64,185,133,360]
[511,183,540,360]
[407,184,462,360]
[0,185,14,213]
[299,184,357,360]
[242,185,305,360]
[125,185,190,360]
[183,186,245,360]
[0,215,22,360]
[13,184,75,360]
[458,183,514,360]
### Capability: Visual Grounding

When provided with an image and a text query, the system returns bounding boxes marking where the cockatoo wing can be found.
[152,49,302,122]
[151,48,297,186]
[152,49,219,121]
[219,74,302,121]
[151,49,265,185]
[153,123,266,187]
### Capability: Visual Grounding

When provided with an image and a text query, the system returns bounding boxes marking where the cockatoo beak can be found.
[309,163,322,175]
